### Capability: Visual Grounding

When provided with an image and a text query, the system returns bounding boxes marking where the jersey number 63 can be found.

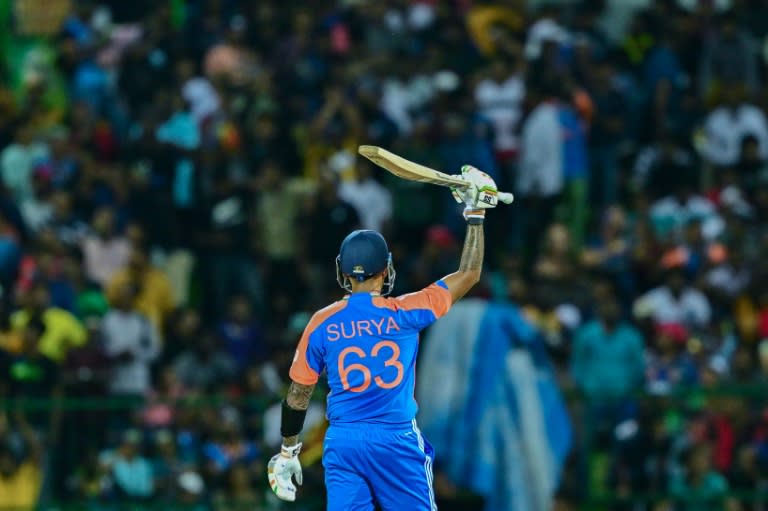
[338,341,404,392]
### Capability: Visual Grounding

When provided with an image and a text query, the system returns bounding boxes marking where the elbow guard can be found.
[280,399,308,438]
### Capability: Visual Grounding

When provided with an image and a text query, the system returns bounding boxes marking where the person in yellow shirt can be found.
[106,246,176,333]
[0,412,43,511]
[11,283,86,363]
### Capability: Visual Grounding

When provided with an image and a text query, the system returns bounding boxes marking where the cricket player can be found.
[267,165,498,510]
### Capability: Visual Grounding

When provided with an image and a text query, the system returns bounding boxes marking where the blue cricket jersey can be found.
[289,281,452,424]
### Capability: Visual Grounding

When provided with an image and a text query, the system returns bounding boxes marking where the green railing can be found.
[2,383,766,510]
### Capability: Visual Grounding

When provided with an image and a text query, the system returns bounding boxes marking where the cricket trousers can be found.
[323,419,437,511]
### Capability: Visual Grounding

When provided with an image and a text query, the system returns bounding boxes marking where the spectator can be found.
[703,243,752,303]
[516,76,564,257]
[699,12,759,99]
[581,206,633,298]
[198,170,261,319]
[216,294,265,375]
[338,161,393,233]
[20,168,55,234]
[252,161,305,313]
[649,186,724,243]
[101,281,160,399]
[81,206,131,287]
[405,225,459,291]
[151,430,186,501]
[2,316,63,430]
[202,411,259,479]
[161,306,202,367]
[571,290,646,402]
[68,447,111,504]
[100,429,155,502]
[11,280,85,361]
[300,173,360,300]
[531,223,590,313]
[702,85,768,168]
[633,268,712,329]
[646,323,698,395]
[0,412,44,510]
[0,124,49,203]
[473,56,525,159]
[106,245,175,332]
[141,367,187,430]
[668,443,730,511]
[587,60,626,208]
[172,331,236,392]
[46,191,87,248]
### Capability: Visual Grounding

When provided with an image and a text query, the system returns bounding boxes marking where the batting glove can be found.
[267,443,303,501]
[451,165,499,209]
[451,165,498,222]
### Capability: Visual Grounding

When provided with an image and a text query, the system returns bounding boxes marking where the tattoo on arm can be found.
[283,382,314,447]
[459,224,484,272]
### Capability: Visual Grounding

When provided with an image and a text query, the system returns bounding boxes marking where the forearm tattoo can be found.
[283,382,314,447]
[286,382,313,410]
[459,224,484,272]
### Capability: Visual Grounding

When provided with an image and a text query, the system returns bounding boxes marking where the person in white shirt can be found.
[474,58,525,156]
[633,268,712,329]
[338,163,393,233]
[518,81,564,199]
[81,207,132,287]
[702,86,768,167]
[516,77,564,259]
[102,282,160,397]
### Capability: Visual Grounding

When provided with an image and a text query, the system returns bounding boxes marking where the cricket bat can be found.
[358,145,514,204]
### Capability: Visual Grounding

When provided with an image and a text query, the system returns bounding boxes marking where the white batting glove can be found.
[451,165,498,222]
[451,165,499,209]
[267,443,303,501]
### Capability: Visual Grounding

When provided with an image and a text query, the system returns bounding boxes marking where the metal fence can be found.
[1,383,767,510]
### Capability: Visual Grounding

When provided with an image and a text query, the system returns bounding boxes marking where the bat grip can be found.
[497,191,515,204]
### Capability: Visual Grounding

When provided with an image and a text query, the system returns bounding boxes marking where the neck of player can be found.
[349,273,385,295]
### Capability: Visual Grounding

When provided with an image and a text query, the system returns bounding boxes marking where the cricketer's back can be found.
[289,281,452,424]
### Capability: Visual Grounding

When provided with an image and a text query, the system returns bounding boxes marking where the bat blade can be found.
[358,145,514,204]
[358,145,470,189]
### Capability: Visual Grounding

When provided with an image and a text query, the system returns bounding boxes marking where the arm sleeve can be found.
[289,326,325,385]
[396,280,453,330]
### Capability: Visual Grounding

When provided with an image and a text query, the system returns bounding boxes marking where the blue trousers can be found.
[323,420,436,511]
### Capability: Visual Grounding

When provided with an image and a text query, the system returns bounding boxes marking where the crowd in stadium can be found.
[2,0,768,509]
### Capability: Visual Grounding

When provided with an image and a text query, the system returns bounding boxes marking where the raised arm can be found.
[442,222,485,302]
[441,165,495,303]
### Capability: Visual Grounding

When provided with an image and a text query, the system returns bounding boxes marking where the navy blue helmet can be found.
[336,230,396,295]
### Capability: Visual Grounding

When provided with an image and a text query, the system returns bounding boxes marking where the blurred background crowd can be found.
[2,0,768,509]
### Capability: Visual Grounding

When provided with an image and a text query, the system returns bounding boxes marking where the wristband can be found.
[280,442,302,458]
[467,217,484,225]
[280,399,307,437]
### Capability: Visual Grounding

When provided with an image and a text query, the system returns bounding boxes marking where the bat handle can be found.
[497,191,515,204]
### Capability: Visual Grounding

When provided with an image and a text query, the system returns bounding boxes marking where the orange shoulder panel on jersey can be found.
[372,282,452,318]
[289,300,348,385]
